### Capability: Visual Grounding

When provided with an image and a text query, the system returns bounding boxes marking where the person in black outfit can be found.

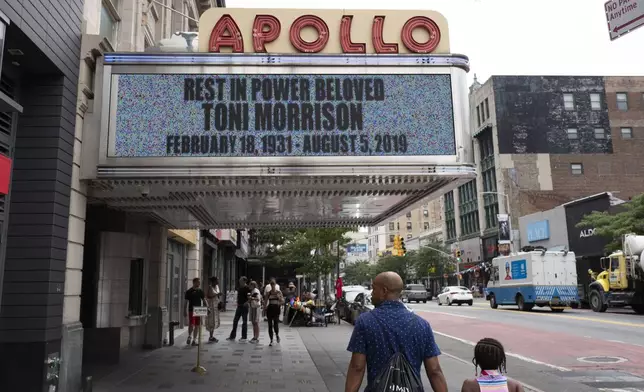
[184,277,205,346]
[265,279,283,346]
[227,277,250,342]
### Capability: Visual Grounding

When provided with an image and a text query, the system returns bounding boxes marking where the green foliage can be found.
[576,193,644,252]
[373,255,415,282]
[371,242,456,282]
[409,242,455,278]
[342,260,374,285]
[253,228,353,277]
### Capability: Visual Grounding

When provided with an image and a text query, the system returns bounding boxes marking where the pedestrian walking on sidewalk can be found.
[345,271,448,392]
[184,277,205,347]
[206,276,221,343]
[461,338,525,392]
[265,279,284,346]
[227,277,250,342]
[249,281,262,343]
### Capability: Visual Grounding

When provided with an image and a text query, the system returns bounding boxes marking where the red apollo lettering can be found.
[207,13,443,54]
[372,16,399,53]
[252,15,281,52]
[340,16,366,53]
[401,16,441,53]
[209,14,244,52]
[289,15,330,53]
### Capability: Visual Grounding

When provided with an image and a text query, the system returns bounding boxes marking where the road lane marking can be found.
[608,339,644,348]
[417,310,478,319]
[434,331,571,372]
[441,352,546,392]
[466,303,644,328]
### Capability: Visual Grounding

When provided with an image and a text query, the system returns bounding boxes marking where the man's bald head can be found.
[372,272,404,305]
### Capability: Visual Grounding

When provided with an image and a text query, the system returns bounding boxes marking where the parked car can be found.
[350,291,415,324]
[402,284,431,303]
[437,286,474,306]
[337,285,366,323]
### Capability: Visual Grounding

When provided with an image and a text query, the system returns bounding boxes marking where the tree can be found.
[269,228,352,277]
[373,255,415,282]
[342,260,374,285]
[410,242,455,280]
[576,193,644,252]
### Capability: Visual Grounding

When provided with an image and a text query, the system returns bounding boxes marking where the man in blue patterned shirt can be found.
[345,272,447,392]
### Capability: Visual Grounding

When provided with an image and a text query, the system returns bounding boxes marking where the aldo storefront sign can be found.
[526,220,550,243]
[198,8,450,54]
[564,194,610,257]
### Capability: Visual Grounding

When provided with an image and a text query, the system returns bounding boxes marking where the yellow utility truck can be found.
[588,234,644,314]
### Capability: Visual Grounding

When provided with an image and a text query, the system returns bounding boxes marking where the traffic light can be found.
[455,249,462,263]
[393,235,401,256]
[400,238,406,256]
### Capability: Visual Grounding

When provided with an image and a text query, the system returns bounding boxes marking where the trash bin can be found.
[168,321,180,346]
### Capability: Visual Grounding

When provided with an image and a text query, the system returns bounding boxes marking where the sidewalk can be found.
[93,311,473,392]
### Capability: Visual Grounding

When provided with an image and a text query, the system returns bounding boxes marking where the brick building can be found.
[443,75,644,263]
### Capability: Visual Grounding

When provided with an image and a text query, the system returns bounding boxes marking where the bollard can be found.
[84,376,93,392]
[168,321,180,346]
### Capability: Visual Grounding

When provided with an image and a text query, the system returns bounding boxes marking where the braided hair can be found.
[472,338,507,373]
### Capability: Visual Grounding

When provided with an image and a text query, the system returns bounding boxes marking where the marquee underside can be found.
[88,172,473,229]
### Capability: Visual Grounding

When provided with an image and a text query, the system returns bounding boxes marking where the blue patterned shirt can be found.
[347,300,441,391]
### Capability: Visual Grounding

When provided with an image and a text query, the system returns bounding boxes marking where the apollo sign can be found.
[198,9,450,54]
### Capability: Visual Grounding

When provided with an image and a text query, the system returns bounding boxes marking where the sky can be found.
[226,0,643,84]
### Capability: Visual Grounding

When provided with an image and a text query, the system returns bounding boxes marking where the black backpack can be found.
[371,316,424,392]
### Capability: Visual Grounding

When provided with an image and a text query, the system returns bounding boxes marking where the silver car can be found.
[402,284,430,303]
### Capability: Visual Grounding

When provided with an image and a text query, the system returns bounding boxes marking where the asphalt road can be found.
[402,299,644,391]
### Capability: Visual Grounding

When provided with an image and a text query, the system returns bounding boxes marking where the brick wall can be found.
[511,76,644,216]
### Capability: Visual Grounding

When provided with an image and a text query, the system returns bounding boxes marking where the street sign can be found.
[605,0,644,40]
[192,306,208,317]
[296,274,304,279]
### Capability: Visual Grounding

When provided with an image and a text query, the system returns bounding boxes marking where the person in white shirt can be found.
[249,281,262,343]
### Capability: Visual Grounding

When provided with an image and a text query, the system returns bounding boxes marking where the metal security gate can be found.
[0,74,16,309]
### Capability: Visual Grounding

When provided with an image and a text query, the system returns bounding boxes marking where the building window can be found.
[477,128,499,231]
[406,212,412,219]
[563,93,575,110]
[476,106,481,127]
[444,191,457,240]
[621,127,632,139]
[423,210,429,218]
[406,222,412,230]
[571,163,583,175]
[128,258,145,316]
[389,222,395,231]
[484,98,490,118]
[566,128,578,140]
[458,180,480,236]
[594,128,605,139]
[424,222,430,230]
[100,0,121,44]
[389,234,395,243]
[590,93,601,110]
[616,93,628,110]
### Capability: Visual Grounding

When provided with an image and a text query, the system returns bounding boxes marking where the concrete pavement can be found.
[91,303,644,392]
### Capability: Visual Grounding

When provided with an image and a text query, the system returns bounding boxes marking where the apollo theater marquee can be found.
[82,8,476,229]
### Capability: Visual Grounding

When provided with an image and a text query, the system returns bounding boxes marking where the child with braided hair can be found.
[460,338,525,392]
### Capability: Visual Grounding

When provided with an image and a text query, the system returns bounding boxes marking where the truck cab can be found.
[589,235,644,314]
